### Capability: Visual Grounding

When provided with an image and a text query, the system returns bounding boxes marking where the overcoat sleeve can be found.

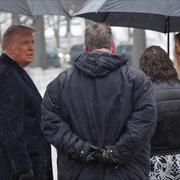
[0,69,31,175]
[41,74,92,160]
[108,73,157,165]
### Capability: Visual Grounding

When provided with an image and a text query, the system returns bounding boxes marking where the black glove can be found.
[18,169,34,180]
[86,145,102,162]
[98,147,118,164]
[80,145,102,163]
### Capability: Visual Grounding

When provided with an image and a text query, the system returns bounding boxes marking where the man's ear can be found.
[4,44,12,54]
[111,41,116,54]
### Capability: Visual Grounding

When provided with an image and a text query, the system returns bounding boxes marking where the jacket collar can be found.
[0,53,22,69]
[0,53,41,98]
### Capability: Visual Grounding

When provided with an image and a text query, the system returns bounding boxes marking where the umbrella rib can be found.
[165,16,170,55]
[59,0,71,18]
[164,16,169,33]
[102,12,109,22]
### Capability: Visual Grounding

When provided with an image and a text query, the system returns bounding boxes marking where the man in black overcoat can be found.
[0,25,53,180]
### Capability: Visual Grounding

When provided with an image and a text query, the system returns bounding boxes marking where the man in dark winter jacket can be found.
[0,25,53,180]
[41,23,157,180]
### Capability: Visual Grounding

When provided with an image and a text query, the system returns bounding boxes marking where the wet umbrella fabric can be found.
[73,0,180,54]
[73,0,180,33]
[0,0,69,16]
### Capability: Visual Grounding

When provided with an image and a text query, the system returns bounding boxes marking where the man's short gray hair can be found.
[85,23,114,52]
[2,25,35,50]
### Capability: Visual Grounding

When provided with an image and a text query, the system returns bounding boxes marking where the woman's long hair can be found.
[174,33,180,74]
[139,46,178,83]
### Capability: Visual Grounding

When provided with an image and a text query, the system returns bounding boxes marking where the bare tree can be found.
[11,13,20,25]
[45,15,67,48]
[0,13,11,45]
[32,16,48,69]
[132,29,146,68]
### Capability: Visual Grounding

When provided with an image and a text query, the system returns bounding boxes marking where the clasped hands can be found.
[81,145,119,164]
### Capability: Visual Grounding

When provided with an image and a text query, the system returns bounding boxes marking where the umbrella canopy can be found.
[73,0,180,33]
[0,0,69,16]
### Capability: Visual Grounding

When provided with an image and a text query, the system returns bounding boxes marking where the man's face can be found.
[8,32,35,67]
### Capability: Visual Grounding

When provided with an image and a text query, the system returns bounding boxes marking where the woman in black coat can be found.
[139,46,180,180]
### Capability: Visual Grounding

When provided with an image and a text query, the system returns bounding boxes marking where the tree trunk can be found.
[132,29,146,68]
[32,16,48,69]
[65,17,71,51]
[11,13,20,25]
[55,16,61,48]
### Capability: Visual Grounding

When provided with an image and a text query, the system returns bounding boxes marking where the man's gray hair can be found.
[2,25,35,50]
[85,23,114,52]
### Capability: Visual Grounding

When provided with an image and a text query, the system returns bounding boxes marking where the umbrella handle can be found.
[165,16,170,56]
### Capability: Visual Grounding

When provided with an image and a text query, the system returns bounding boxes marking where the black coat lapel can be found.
[20,68,41,98]
[0,53,42,99]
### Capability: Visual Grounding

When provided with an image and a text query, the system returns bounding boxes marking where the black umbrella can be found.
[73,0,180,54]
[0,0,69,16]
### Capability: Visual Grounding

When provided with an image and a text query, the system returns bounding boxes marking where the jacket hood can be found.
[74,52,128,77]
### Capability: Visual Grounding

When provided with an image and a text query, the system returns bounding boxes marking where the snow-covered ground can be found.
[26,67,65,96]
[27,67,69,180]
